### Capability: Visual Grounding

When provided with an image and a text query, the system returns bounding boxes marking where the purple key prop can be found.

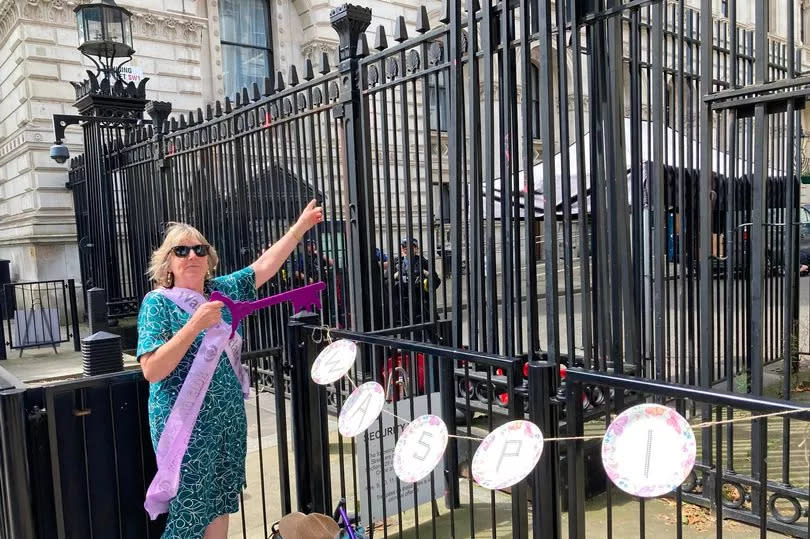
[211,281,326,337]
[339,505,357,539]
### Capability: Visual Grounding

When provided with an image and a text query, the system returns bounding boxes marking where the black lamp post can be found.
[51,0,165,164]
[50,0,170,308]
[74,0,135,82]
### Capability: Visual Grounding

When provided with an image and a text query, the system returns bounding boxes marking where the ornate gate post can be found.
[330,5,380,344]
[51,0,148,315]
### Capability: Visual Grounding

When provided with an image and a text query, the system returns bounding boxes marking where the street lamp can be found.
[51,0,153,163]
[74,0,135,82]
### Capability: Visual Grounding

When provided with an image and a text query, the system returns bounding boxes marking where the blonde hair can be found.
[147,222,219,288]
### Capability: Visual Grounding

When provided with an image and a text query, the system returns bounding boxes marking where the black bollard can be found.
[87,287,108,334]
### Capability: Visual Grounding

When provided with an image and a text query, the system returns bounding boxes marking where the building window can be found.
[803,0,810,43]
[428,72,447,132]
[439,182,450,223]
[530,63,541,139]
[768,0,778,33]
[220,0,273,98]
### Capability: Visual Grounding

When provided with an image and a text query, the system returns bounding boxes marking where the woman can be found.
[136,200,323,539]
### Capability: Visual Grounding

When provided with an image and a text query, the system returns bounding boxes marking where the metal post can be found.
[782,0,798,485]
[0,386,36,539]
[607,1,638,375]
[445,0,463,516]
[537,0,560,365]
[651,0,666,381]
[287,312,332,515]
[565,379,585,539]
[67,280,81,352]
[330,5,378,340]
[272,350,292,516]
[0,302,5,361]
[698,0,715,488]
[86,288,108,335]
[529,362,561,539]
[145,101,173,299]
[750,0,768,525]
[439,343,460,509]
[509,365,528,539]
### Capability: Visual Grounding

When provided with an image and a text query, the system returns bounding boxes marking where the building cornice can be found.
[0,0,207,49]
[300,37,338,69]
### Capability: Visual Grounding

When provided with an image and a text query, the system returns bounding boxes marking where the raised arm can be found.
[251,199,323,289]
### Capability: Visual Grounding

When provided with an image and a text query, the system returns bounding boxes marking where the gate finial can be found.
[374,25,388,50]
[330,4,373,62]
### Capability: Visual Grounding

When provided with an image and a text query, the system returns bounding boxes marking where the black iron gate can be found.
[63,0,806,373]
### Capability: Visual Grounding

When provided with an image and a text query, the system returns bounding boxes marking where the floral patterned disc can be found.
[310,339,357,385]
[393,415,448,483]
[601,403,696,498]
[338,382,385,438]
[471,420,544,490]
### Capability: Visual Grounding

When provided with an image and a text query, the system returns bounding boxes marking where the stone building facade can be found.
[0,0,806,286]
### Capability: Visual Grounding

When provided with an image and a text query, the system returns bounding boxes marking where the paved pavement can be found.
[0,321,139,384]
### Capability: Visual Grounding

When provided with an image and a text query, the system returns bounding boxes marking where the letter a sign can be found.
[338,382,386,437]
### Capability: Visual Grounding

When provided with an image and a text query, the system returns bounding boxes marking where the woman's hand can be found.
[292,199,324,236]
[188,300,223,332]
[251,200,324,289]
[141,300,223,383]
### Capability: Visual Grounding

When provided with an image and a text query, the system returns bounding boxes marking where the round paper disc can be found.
[602,403,696,498]
[310,339,357,385]
[338,382,385,438]
[471,420,544,490]
[393,415,448,484]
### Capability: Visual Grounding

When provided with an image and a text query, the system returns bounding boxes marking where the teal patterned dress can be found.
[136,267,256,539]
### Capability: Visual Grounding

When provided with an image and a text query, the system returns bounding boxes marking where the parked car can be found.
[799,204,810,248]
[666,207,805,278]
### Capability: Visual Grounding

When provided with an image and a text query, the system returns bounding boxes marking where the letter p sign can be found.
[470,420,545,491]
[496,439,523,473]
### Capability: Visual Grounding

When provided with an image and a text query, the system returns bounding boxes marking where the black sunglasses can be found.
[172,244,210,258]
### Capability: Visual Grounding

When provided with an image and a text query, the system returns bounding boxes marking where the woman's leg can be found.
[203,515,229,539]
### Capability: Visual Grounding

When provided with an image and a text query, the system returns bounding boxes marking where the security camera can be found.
[50,143,70,164]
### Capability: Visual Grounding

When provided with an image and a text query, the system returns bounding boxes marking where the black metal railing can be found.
[288,318,532,537]
[0,346,291,539]
[558,368,810,538]
[2,280,81,357]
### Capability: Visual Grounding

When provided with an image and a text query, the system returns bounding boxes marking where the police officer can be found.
[392,237,441,325]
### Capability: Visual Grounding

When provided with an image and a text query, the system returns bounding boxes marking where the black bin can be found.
[81,331,123,377]
[0,260,13,321]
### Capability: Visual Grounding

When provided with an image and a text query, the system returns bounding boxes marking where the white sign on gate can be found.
[356,393,445,521]
[119,65,143,84]
[13,308,60,347]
